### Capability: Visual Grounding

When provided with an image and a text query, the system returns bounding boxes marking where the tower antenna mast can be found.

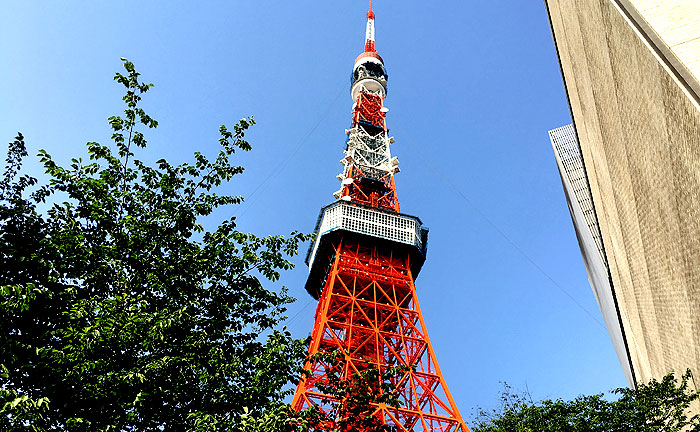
[365,0,376,52]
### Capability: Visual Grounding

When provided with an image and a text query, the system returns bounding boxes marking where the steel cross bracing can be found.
[292,239,468,432]
[335,126,398,203]
[292,3,470,431]
[344,127,392,171]
[337,85,400,212]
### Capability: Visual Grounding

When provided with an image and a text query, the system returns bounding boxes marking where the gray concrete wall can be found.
[545,0,700,393]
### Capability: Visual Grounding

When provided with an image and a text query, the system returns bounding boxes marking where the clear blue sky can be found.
[1,0,627,420]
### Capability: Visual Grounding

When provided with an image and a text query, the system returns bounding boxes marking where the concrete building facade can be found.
[544,0,700,391]
[550,124,635,387]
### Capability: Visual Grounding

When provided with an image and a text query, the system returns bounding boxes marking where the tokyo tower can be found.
[291,3,469,432]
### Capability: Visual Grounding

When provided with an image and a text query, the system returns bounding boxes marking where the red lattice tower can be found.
[292,3,469,432]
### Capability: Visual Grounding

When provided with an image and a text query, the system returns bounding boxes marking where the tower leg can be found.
[292,238,469,432]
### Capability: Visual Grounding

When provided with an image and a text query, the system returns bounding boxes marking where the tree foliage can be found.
[0,60,310,431]
[313,351,405,432]
[239,351,405,432]
[472,371,700,432]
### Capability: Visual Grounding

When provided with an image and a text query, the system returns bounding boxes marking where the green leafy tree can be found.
[313,351,405,432]
[0,60,310,431]
[472,371,700,432]
[239,351,405,432]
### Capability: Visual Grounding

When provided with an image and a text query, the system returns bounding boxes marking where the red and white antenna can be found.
[364,0,376,52]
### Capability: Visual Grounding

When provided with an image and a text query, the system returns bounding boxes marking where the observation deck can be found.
[305,201,428,298]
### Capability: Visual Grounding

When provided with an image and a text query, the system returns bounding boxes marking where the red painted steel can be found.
[343,92,400,212]
[292,2,468,430]
[341,164,399,212]
[292,238,469,432]
[353,92,386,130]
[366,0,375,51]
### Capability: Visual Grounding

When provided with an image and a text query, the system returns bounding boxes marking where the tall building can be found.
[549,124,635,387]
[291,3,469,431]
[545,0,700,391]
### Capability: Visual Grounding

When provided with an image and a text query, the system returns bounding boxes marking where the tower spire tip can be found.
[364,0,376,52]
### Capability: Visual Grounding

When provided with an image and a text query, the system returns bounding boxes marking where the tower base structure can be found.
[292,204,468,432]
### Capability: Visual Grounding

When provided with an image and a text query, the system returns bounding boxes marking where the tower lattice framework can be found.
[292,4,469,432]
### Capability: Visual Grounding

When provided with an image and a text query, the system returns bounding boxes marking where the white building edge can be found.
[549,124,635,388]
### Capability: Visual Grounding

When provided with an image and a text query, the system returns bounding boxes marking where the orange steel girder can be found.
[341,165,400,212]
[353,92,386,130]
[292,238,470,432]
